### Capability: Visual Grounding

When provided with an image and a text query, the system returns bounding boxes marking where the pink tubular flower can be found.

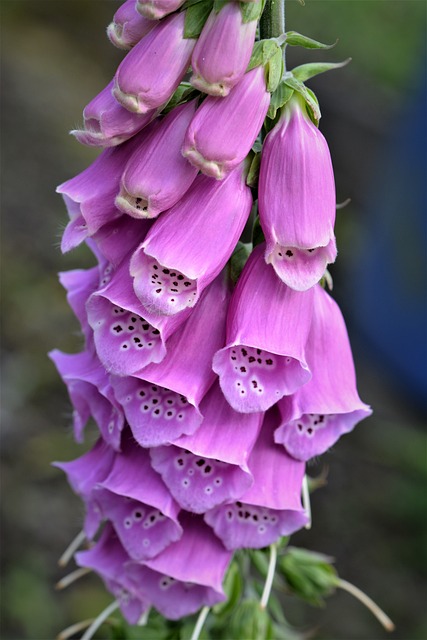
[204,408,308,549]
[150,383,262,513]
[107,0,155,50]
[136,0,186,20]
[71,80,158,148]
[274,284,372,460]
[212,244,314,413]
[130,166,252,315]
[258,95,337,291]
[190,3,257,97]
[113,13,195,114]
[116,101,198,219]
[182,66,270,180]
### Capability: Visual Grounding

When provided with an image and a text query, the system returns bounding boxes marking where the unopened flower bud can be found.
[183,66,270,180]
[107,0,155,50]
[113,12,195,114]
[136,0,186,20]
[190,3,257,97]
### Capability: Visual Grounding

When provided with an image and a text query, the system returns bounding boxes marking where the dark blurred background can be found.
[1,1,426,639]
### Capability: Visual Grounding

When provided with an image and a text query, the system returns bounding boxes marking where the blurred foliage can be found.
[1,1,426,639]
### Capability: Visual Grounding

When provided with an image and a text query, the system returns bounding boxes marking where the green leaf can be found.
[279,547,338,607]
[252,215,265,248]
[266,47,283,93]
[292,59,351,82]
[240,0,265,24]
[184,0,213,39]
[283,75,321,124]
[285,30,337,49]
[267,82,294,119]
[163,83,198,113]
[247,39,281,72]
[246,152,261,188]
[229,600,274,640]
[213,560,244,619]
[212,0,228,12]
[249,548,270,577]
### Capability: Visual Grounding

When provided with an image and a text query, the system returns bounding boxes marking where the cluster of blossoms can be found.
[53,0,371,627]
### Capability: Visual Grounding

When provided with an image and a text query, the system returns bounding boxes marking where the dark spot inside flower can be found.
[236,501,242,507]
[196,459,205,467]
[308,248,315,253]
[173,281,178,286]
[307,427,313,434]
[134,511,142,519]
[180,396,187,404]
[184,282,191,287]
[167,399,173,404]
[318,415,324,422]
[263,515,269,520]
[148,342,152,346]
[138,344,143,348]
[297,424,303,431]
[170,288,178,293]
[253,514,258,521]
[122,344,128,349]
[152,386,158,391]
[240,366,246,373]
[153,274,159,279]
[128,325,134,331]
[154,409,160,415]
[251,380,258,389]
[232,350,236,354]
[142,324,149,330]
[155,288,162,293]
[231,357,236,361]
[170,272,176,277]
[139,390,145,396]
[204,465,212,474]
[256,349,262,355]
[241,348,247,357]
[113,325,123,333]
[248,356,255,363]
[244,511,251,519]
[143,405,149,410]
[152,329,160,335]
[177,275,184,280]
[278,252,282,257]
[166,411,172,416]
[150,514,156,522]
[177,458,184,466]
[286,250,293,257]
[152,399,158,404]
[163,268,170,274]
[131,317,137,322]
[153,265,158,270]
[238,510,243,517]
[266,359,273,365]
[257,358,262,364]
[134,337,141,343]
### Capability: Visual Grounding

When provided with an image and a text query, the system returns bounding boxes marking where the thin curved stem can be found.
[190,606,210,640]
[302,475,312,529]
[55,567,91,591]
[337,579,395,632]
[80,600,120,640]
[57,619,94,640]
[58,530,86,567]
[260,543,277,609]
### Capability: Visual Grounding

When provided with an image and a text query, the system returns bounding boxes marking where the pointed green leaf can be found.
[267,82,294,119]
[283,75,321,124]
[247,39,281,72]
[213,560,244,619]
[285,30,337,49]
[230,600,274,640]
[184,0,213,39]
[279,547,338,607]
[213,0,228,12]
[246,152,261,188]
[240,0,265,24]
[163,83,198,113]
[266,47,283,93]
[292,59,351,82]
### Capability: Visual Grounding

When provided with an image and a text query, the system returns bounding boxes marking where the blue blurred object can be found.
[350,78,427,405]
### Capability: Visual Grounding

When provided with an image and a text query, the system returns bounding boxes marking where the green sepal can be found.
[184,0,214,39]
[284,30,337,50]
[266,46,283,93]
[213,560,244,619]
[240,0,265,24]
[247,38,281,73]
[182,0,209,8]
[246,151,261,188]
[292,58,351,82]
[267,82,294,119]
[279,547,339,607]
[163,83,199,113]
[212,0,228,13]
[229,600,274,640]
[283,75,321,124]
[229,242,252,284]
[252,215,265,248]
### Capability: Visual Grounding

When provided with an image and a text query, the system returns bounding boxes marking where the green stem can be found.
[259,0,285,40]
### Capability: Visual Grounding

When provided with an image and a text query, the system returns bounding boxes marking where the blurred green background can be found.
[1,1,426,639]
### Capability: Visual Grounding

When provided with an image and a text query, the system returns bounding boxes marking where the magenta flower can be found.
[95,433,183,561]
[274,284,372,460]
[107,0,155,50]
[213,244,313,413]
[111,273,230,447]
[258,95,337,291]
[87,254,191,376]
[71,80,158,148]
[116,101,198,219]
[183,66,270,180]
[49,349,124,449]
[76,524,150,624]
[190,3,257,97]
[55,438,115,538]
[125,513,231,619]
[136,0,186,20]
[150,383,262,513]
[113,13,195,114]
[59,266,99,344]
[130,166,252,315]
[204,408,308,549]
